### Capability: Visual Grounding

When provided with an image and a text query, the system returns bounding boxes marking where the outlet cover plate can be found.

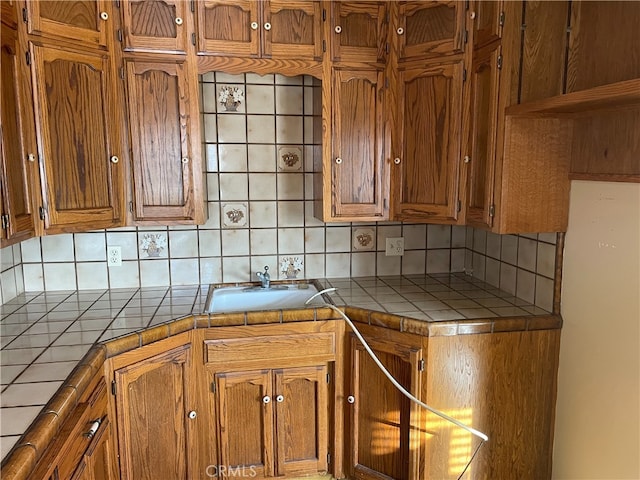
[107,246,122,267]
[385,237,404,256]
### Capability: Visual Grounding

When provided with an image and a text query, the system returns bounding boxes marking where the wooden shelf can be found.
[505,78,640,116]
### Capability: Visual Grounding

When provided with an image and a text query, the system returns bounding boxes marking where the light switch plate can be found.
[385,237,404,256]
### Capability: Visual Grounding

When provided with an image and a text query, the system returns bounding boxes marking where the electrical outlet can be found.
[107,246,122,267]
[385,237,404,256]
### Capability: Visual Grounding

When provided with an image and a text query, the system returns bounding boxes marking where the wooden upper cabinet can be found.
[391,60,464,223]
[197,0,322,60]
[329,68,387,221]
[465,43,501,229]
[30,44,123,231]
[397,1,466,62]
[114,344,194,480]
[125,59,204,224]
[121,0,191,54]
[471,0,502,49]
[25,0,112,48]
[330,2,388,65]
[1,23,38,246]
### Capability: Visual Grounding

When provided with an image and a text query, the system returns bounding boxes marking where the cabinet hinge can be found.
[463,68,467,82]
[326,373,330,384]
[25,51,31,66]
[418,359,425,372]
[211,382,216,394]
[489,204,496,217]
[456,200,461,213]
[499,11,505,27]
[327,453,331,465]
[190,0,195,13]
[22,7,28,23]
[191,32,196,46]
[385,77,389,89]
[322,40,326,53]
[128,201,133,213]
[383,198,388,210]
[111,380,116,395]
[386,11,390,23]
[322,8,326,21]
[119,66,125,80]
[385,42,389,55]
[497,55,503,70]
[117,29,123,42]
[115,0,120,8]
[1,214,9,230]
[464,30,468,44]
[38,206,45,221]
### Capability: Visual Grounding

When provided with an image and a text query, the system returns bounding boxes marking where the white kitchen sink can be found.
[204,282,330,313]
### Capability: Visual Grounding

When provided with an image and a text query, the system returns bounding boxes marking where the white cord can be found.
[306,288,489,442]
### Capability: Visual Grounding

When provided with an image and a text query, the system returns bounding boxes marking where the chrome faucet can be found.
[256,265,271,289]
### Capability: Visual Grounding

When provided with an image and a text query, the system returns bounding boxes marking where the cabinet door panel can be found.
[216,370,274,478]
[1,25,37,245]
[31,44,122,230]
[331,68,387,220]
[330,2,387,64]
[27,0,111,47]
[392,60,463,222]
[472,0,502,49]
[274,365,328,476]
[126,60,202,223]
[264,1,323,60]
[466,44,500,228]
[114,345,192,480]
[197,1,259,56]
[122,0,190,53]
[398,1,465,61]
[348,335,423,480]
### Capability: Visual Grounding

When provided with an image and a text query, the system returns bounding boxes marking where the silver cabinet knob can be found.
[334,26,342,34]
[262,395,271,404]
[264,22,271,31]
[393,157,401,165]
[188,410,197,419]
[397,27,404,35]
[347,395,355,404]
[27,153,36,162]
[276,394,284,403]
[335,157,343,164]
[470,11,477,20]
[83,418,102,438]
[110,155,119,164]
[464,155,471,163]
[100,11,109,21]
[181,157,189,164]
[251,21,259,30]
[175,17,183,25]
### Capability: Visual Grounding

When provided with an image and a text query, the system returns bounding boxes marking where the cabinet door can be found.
[397,1,466,61]
[274,366,328,476]
[26,0,112,48]
[347,333,423,480]
[125,59,204,223]
[215,370,275,478]
[114,344,194,480]
[466,43,501,229]
[1,24,37,245]
[391,60,464,223]
[121,0,191,54]
[70,418,118,480]
[330,68,387,221]
[471,0,503,49]
[30,44,124,231]
[197,1,260,56]
[263,1,323,60]
[330,2,387,64]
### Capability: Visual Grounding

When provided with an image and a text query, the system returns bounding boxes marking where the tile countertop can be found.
[0,273,552,461]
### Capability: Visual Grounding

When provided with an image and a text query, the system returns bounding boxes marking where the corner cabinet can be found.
[124,59,204,224]
[29,43,125,232]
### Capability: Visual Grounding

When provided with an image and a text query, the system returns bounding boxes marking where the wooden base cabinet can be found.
[213,365,329,478]
[345,326,425,480]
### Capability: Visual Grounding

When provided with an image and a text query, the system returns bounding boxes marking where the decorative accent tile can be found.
[353,228,375,251]
[218,86,244,112]
[277,146,302,171]
[139,233,167,258]
[279,256,303,279]
[222,203,248,228]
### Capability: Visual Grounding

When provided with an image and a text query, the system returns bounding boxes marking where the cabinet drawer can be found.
[205,332,335,364]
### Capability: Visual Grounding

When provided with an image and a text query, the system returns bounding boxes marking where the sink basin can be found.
[205,282,329,313]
